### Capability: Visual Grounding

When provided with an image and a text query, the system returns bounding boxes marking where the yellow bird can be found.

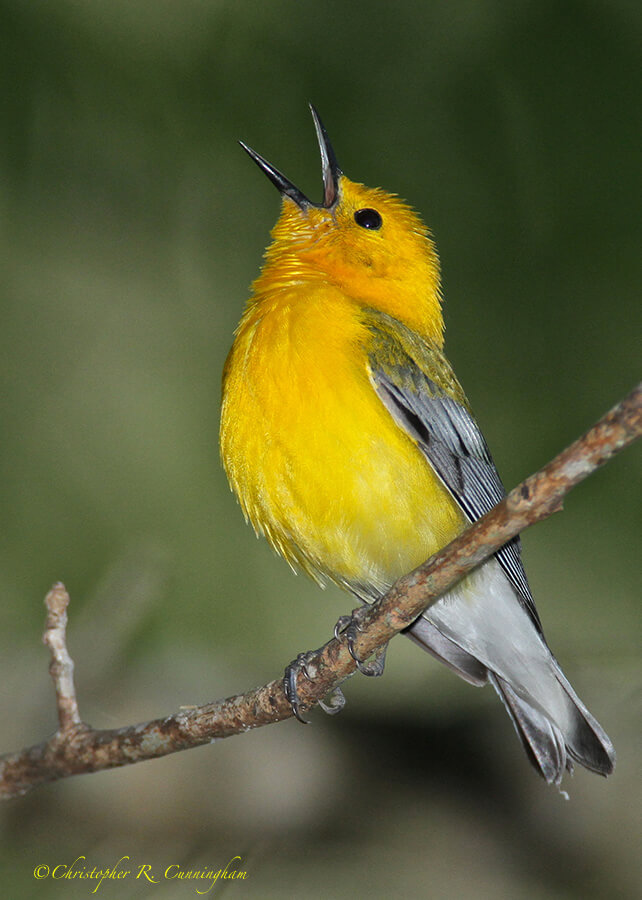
[220,106,615,784]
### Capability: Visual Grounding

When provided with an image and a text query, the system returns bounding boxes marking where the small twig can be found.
[43,583,83,733]
[0,382,640,799]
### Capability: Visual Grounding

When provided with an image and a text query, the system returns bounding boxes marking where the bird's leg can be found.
[334,610,388,677]
[283,652,346,723]
[283,601,386,723]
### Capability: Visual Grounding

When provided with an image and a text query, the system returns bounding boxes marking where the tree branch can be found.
[1,383,640,799]
[42,583,83,733]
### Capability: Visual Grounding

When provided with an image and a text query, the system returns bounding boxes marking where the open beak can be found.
[239,104,342,209]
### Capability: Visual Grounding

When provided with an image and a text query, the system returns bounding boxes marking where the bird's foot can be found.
[283,651,346,723]
[334,611,388,677]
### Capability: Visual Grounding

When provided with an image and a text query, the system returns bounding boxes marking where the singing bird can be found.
[220,107,615,784]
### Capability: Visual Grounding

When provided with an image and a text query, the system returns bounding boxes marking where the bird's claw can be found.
[318,685,346,715]
[283,651,347,722]
[334,609,388,677]
[283,651,315,723]
[334,614,353,639]
[284,605,387,722]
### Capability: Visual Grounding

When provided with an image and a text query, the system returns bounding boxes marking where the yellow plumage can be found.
[219,108,615,784]
[220,177,463,596]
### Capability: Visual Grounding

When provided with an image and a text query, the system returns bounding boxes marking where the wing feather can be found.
[365,309,542,633]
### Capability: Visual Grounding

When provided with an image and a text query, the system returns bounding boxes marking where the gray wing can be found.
[367,328,543,634]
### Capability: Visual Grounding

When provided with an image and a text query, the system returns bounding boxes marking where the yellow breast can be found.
[220,283,464,598]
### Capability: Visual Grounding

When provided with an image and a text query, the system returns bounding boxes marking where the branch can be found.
[42,583,83,732]
[1,383,640,799]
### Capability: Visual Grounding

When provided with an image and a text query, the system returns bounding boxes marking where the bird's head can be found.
[241,106,443,342]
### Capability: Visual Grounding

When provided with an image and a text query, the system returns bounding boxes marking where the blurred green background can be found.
[1,1,640,897]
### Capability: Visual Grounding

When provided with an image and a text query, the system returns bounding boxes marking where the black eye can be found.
[354,208,382,230]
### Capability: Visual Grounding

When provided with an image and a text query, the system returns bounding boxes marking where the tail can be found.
[406,561,615,785]
[488,668,615,783]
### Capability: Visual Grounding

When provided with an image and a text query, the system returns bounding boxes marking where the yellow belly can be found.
[220,285,464,597]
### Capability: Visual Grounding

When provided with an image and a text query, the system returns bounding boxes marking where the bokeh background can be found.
[1,1,640,897]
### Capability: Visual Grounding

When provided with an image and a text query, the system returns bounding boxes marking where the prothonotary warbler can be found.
[220,106,615,784]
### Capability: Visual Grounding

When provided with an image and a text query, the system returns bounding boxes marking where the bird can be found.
[219,105,615,785]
